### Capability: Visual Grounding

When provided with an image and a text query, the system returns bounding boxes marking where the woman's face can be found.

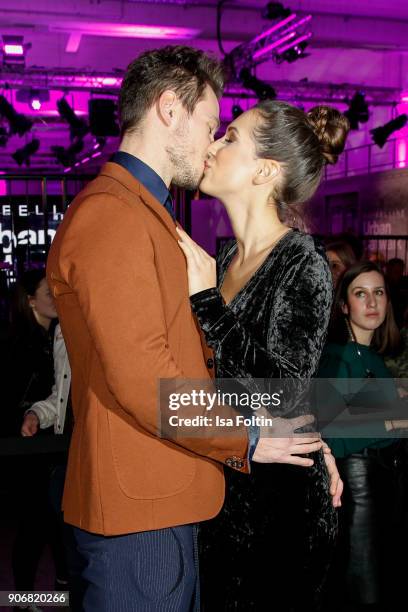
[326,250,347,285]
[342,271,388,334]
[29,278,58,321]
[199,109,263,199]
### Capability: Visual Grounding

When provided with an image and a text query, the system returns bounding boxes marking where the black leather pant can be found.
[335,444,406,609]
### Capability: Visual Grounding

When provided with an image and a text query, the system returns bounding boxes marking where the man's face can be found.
[167,85,220,190]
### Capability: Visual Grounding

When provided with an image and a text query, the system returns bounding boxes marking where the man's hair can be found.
[119,45,225,137]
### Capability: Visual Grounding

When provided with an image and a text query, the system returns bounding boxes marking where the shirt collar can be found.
[111,151,174,217]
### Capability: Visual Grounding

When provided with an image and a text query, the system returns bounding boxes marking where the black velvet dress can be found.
[190,229,336,612]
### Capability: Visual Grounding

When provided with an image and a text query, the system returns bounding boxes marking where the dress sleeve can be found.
[190,248,332,379]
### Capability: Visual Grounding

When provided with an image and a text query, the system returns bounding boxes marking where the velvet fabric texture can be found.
[190,229,336,611]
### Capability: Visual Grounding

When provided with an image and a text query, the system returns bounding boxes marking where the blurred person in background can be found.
[1,269,68,611]
[21,324,85,610]
[325,238,358,286]
[385,258,408,329]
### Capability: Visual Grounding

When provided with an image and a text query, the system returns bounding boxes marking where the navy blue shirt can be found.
[111,151,175,221]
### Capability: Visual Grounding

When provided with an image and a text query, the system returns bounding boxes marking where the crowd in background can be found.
[0,231,407,612]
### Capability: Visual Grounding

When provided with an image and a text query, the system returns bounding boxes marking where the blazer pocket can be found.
[107,410,196,500]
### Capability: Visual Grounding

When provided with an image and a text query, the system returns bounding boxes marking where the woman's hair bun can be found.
[307,105,350,165]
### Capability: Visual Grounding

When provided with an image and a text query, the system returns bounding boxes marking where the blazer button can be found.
[64,374,68,379]
[225,456,243,469]
[206,358,214,369]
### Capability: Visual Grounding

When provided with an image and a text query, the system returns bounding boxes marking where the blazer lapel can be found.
[99,162,179,241]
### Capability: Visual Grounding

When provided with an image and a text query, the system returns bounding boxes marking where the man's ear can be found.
[253,159,281,186]
[157,90,178,126]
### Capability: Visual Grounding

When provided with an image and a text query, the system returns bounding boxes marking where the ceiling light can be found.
[16,88,50,111]
[2,35,31,67]
[57,97,89,140]
[0,95,32,136]
[370,114,408,148]
[12,139,40,166]
[51,139,84,167]
[344,92,370,130]
[240,69,277,101]
[50,22,200,40]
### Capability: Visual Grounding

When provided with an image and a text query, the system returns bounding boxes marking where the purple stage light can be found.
[31,98,41,111]
[253,32,295,60]
[4,44,24,56]
[397,140,406,168]
[252,13,297,44]
[92,151,102,158]
[81,157,90,164]
[2,35,29,67]
[276,32,312,55]
[51,22,200,40]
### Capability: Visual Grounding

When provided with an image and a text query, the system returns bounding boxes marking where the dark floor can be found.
[0,484,67,612]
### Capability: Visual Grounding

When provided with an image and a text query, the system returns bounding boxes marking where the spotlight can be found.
[51,139,84,167]
[57,97,89,140]
[16,88,50,111]
[2,35,31,68]
[276,41,310,63]
[31,98,41,111]
[344,92,369,130]
[0,95,32,136]
[232,104,244,120]
[262,2,292,20]
[370,114,408,148]
[240,68,277,101]
[12,139,40,166]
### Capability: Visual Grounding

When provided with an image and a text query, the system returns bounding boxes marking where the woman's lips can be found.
[365,312,379,317]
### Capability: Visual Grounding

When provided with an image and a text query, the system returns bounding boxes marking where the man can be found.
[47,46,330,611]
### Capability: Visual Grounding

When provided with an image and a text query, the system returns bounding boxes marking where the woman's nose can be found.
[367,292,377,308]
[206,142,217,158]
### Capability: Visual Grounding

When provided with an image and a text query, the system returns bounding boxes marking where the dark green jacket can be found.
[318,342,397,458]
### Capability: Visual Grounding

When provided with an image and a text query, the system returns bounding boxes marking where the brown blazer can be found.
[47,162,249,536]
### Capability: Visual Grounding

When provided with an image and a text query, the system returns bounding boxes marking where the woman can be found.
[318,262,405,612]
[177,101,349,611]
[325,237,357,286]
[3,269,58,436]
[2,270,68,608]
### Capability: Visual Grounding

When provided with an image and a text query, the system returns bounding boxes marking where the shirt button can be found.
[64,374,68,379]
[60,398,64,402]
[206,358,214,369]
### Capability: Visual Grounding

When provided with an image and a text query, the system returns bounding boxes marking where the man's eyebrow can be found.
[226,126,239,133]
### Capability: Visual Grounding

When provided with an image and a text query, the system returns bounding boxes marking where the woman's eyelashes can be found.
[354,289,384,298]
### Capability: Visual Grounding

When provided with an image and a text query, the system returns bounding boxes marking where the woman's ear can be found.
[341,301,349,315]
[253,159,280,186]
